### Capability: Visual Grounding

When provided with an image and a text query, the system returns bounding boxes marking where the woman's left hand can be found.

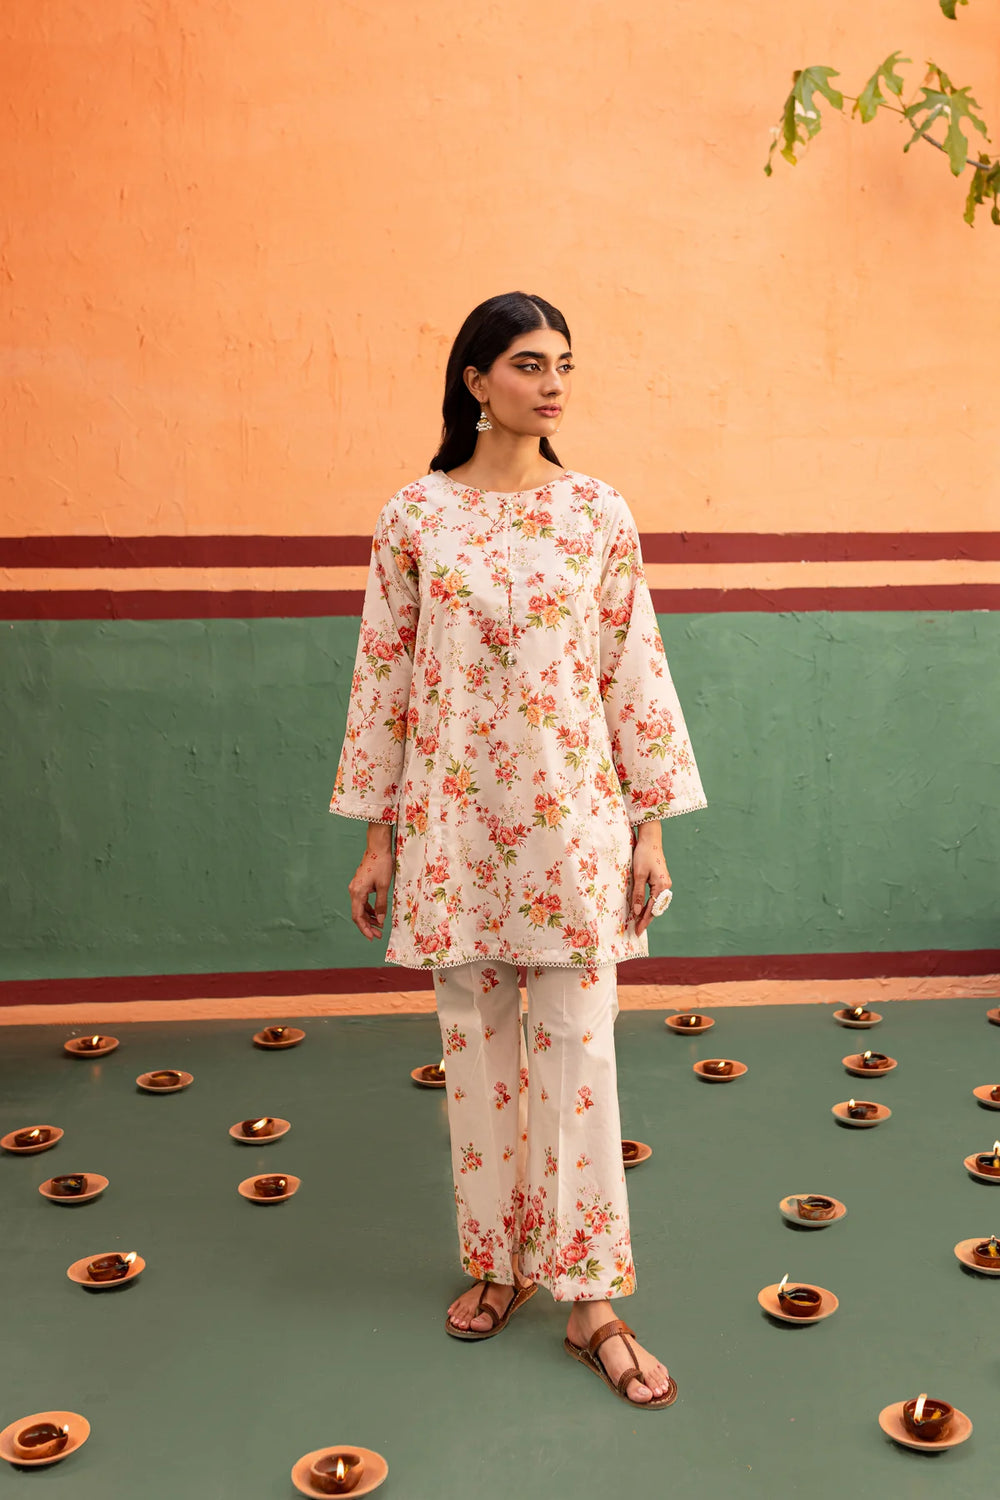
[630,839,672,936]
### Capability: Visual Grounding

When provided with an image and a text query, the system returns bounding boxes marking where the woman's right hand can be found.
[349,837,395,941]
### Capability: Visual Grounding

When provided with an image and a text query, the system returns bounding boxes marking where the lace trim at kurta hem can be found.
[329,798,709,827]
[385,950,644,971]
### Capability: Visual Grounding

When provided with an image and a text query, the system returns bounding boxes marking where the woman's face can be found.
[465,327,573,436]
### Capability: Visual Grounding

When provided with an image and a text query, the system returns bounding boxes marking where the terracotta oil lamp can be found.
[674,1013,706,1028]
[974,1140,1000,1178]
[86,1250,137,1283]
[848,1005,872,1021]
[76,1034,106,1051]
[901,1393,954,1441]
[847,1098,879,1119]
[622,1141,640,1161]
[971,1234,1000,1267]
[49,1173,87,1197]
[252,1175,288,1198]
[776,1273,822,1317]
[796,1195,836,1222]
[262,1026,288,1042]
[991,1085,1000,1102]
[423,1058,446,1082]
[703,1058,733,1076]
[310,1452,365,1494]
[241,1117,276,1138]
[860,1049,890,1070]
[12,1421,70,1460]
[14,1126,51,1147]
[147,1070,183,1088]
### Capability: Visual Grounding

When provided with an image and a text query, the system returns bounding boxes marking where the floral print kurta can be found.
[329,468,707,969]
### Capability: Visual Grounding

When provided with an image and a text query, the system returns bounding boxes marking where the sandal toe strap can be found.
[475,1286,501,1328]
[616,1364,644,1396]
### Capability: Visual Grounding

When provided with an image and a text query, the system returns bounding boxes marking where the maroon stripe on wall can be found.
[1,584,999,619]
[3,532,1000,568]
[2,949,998,1005]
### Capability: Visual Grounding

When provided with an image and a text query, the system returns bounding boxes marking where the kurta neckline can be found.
[435,468,573,498]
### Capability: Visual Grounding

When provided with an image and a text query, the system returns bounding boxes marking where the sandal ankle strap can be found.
[586,1318,635,1356]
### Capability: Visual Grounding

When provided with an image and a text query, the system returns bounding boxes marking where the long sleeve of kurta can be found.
[598,491,707,824]
[328,495,420,823]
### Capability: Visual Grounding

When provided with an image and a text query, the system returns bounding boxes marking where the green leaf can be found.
[903,80,989,174]
[765,65,843,173]
[963,153,1000,226]
[854,52,911,123]
[939,0,968,17]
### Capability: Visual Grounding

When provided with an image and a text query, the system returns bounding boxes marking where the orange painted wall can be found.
[1,0,997,542]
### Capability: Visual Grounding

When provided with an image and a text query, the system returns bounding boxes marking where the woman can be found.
[329,291,707,1409]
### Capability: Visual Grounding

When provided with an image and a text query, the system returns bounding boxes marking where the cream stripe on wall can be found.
[5,560,1000,593]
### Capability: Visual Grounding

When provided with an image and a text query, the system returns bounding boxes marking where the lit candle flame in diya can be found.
[863,1049,872,1062]
[777,1273,789,1296]
[439,1057,446,1073]
[913,1393,927,1423]
[993,1139,1000,1167]
[252,1118,268,1132]
[336,1459,346,1481]
[124,1251,137,1266]
[853,1005,866,1018]
[848,1098,856,1108]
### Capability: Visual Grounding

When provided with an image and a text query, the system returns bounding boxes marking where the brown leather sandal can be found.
[564,1318,678,1409]
[445,1279,538,1341]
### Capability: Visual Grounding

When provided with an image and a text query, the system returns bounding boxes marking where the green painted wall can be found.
[1,613,997,980]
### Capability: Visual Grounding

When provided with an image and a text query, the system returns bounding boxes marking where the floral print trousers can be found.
[432,960,636,1302]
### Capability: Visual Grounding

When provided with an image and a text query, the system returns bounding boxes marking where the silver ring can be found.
[650,888,673,918]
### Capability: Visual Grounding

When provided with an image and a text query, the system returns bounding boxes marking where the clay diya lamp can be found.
[263,1026,288,1043]
[48,1173,88,1198]
[147,1070,183,1088]
[667,1012,712,1032]
[974,1141,1000,1178]
[411,1058,447,1086]
[310,1451,365,1494]
[11,1422,70,1461]
[901,1394,954,1441]
[241,1116,277,1138]
[971,1234,1000,1267]
[834,1004,880,1026]
[859,1049,890,1071]
[85,1251,136,1284]
[64,1033,119,1056]
[252,1175,289,1199]
[776,1274,823,1318]
[702,1058,733,1077]
[796,1195,837,1222]
[14,1127,52,1148]
[847,1098,879,1120]
[621,1141,640,1162]
[992,1085,1000,1103]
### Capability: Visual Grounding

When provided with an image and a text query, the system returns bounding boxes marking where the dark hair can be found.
[428,291,571,473]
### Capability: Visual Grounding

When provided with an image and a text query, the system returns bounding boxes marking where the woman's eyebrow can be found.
[508,349,573,360]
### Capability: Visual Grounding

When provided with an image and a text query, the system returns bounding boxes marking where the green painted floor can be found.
[3,996,1000,1499]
